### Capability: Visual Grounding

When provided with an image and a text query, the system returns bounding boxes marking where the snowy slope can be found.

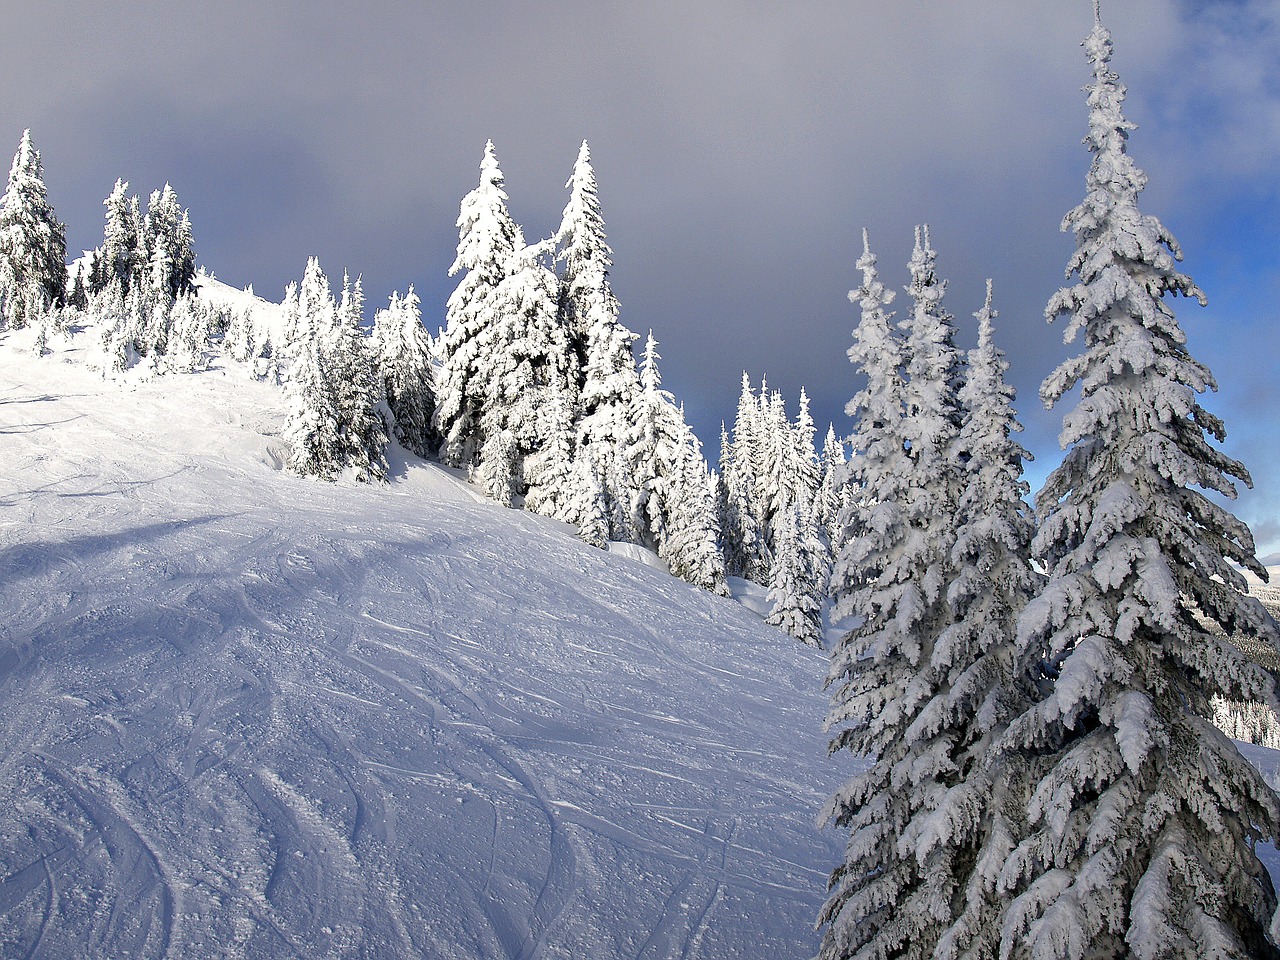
[0,332,845,959]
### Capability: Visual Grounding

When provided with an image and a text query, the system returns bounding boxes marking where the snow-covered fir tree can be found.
[624,333,726,593]
[571,451,611,549]
[720,373,771,582]
[820,227,971,960]
[555,140,641,536]
[436,140,520,468]
[927,281,1042,960]
[372,286,438,459]
[766,494,824,647]
[719,374,821,588]
[791,387,821,508]
[91,179,142,296]
[224,304,258,364]
[474,241,574,506]
[997,12,1280,960]
[816,423,849,555]
[826,230,905,609]
[662,420,729,595]
[523,387,579,523]
[284,314,344,480]
[142,184,196,301]
[0,130,67,329]
[166,292,212,373]
[281,259,387,482]
[332,272,389,482]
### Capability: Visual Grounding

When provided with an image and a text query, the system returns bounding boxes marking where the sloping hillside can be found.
[0,329,844,959]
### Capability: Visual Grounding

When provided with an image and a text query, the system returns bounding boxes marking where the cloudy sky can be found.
[4,1,1278,555]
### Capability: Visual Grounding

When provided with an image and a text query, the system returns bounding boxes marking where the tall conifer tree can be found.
[373,287,438,458]
[821,227,969,960]
[931,282,1041,959]
[436,141,520,467]
[0,130,67,328]
[999,10,1280,959]
[555,140,641,534]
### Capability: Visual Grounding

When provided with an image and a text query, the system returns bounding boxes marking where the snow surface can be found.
[0,330,846,958]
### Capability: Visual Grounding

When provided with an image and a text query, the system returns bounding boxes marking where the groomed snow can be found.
[0,329,846,959]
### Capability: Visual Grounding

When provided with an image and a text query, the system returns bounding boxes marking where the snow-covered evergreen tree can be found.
[662,422,729,596]
[571,451,611,549]
[92,179,141,296]
[720,373,771,582]
[792,387,821,504]
[0,130,67,329]
[925,281,1042,960]
[555,140,641,534]
[816,423,848,553]
[333,272,389,483]
[68,264,88,311]
[474,241,574,505]
[624,333,726,593]
[998,13,1280,960]
[475,428,520,507]
[436,140,520,468]
[820,227,970,960]
[281,259,386,482]
[142,184,196,301]
[523,388,579,523]
[826,230,905,610]
[766,494,824,647]
[372,287,438,459]
[284,319,344,480]
[224,304,258,364]
[166,292,211,373]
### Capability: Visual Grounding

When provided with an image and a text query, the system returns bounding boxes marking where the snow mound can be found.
[0,338,842,958]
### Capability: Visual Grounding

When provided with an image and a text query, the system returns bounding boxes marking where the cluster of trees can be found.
[85,179,206,371]
[276,140,732,594]
[0,128,223,372]
[819,13,1280,959]
[429,140,729,592]
[718,376,841,646]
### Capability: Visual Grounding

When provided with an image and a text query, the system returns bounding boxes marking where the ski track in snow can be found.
[0,336,844,958]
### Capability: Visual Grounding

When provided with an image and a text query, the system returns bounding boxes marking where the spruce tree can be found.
[142,184,196,301]
[721,373,770,582]
[816,423,849,555]
[0,130,67,328]
[661,418,729,596]
[475,242,574,504]
[436,140,520,467]
[284,325,344,480]
[523,388,579,523]
[820,227,969,960]
[930,282,1041,960]
[766,494,824,647]
[333,272,389,483]
[556,140,641,534]
[793,387,821,504]
[623,333,727,593]
[93,180,141,295]
[998,11,1280,959]
[372,287,438,458]
[570,451,611,548]
[826,229,906,613]
[281,259,386,482]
